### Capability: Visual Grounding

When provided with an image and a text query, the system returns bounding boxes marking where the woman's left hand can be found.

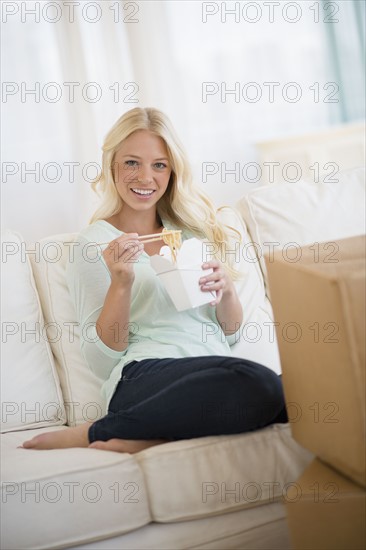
[199,260,235,306]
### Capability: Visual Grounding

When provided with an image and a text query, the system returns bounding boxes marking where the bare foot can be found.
[20,422,93,450]
[88,438,169,454]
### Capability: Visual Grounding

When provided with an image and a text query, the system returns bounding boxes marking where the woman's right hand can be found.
[102,233,144,286]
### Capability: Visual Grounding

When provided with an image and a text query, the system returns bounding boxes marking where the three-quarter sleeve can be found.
[225,324,243,346]
[65,235,127,381]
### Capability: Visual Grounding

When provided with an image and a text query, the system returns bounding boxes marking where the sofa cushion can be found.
[30,234,106,426]
[0,230,66,433]
[236,166,365,294]
[0,427,151,550]
[1,424,312,548]
[65,503,290,549]
[136,423,313,522]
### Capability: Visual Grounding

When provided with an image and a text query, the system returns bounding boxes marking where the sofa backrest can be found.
[236,166,366,297]
[0,230,66,433]
[215,207,282,374]
[29,234,107,426]
[255,122,365,184]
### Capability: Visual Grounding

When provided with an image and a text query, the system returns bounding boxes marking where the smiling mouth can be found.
[131,188,156,196]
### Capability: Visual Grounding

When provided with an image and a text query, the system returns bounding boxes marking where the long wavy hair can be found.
[89,108,243,280]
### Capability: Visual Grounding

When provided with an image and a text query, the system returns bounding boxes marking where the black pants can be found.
[88,356,288,443]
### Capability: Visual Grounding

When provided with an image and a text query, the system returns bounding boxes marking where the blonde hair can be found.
[90,107,243,280]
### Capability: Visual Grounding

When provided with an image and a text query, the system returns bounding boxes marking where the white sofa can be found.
[1,167,364,550]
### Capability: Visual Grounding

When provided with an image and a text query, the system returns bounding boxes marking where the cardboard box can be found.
[265,235,366,487]
[286,458,366,550]
[150,238,215,311]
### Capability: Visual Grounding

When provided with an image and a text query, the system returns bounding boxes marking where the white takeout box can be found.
[150,238,215,311]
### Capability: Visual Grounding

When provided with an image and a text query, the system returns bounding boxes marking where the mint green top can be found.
[66,219,241,410]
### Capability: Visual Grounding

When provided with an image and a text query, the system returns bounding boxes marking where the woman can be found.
[21,108,287,453]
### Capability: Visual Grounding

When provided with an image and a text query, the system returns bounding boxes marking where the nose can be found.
[138,165,153,184]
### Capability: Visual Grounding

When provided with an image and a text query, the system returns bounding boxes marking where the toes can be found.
[88,441,107,450]
[22,439,36,448]
[103,439,128,452]
[88,440,127,453]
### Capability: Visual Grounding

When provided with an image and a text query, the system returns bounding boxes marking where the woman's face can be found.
[113,130,172,213]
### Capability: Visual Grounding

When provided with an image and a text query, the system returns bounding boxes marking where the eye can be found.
[154,162,167,169]
[125,160,138,167]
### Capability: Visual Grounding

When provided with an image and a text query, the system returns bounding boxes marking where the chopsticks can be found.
[138,230,181,244]
[137,236,166,244]
[98,229,182,247]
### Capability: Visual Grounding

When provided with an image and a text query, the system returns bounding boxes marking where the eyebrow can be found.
[122,154,169,161]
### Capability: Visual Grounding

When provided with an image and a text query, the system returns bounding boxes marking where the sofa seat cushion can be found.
[0,230,66,433]
[0,427,151,550]
[68,503,290,550]
[136,423,313,522]
[1,424,313,547]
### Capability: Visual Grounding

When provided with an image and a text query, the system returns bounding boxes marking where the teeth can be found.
[131,188,154,195]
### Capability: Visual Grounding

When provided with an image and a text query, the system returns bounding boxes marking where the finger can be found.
[201,260,220,271]
[104,242,143,264]
[199,269,223,284]
[123,244,144,262]
[111,236,140,253]
[201,280,225,292]
[114,241,143,260]
[108,233,138,249]
[119,238,141,251]
[103,240,132,256]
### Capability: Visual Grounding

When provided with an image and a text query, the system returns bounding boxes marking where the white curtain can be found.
[321,0,365,123]
[2,0,364,242]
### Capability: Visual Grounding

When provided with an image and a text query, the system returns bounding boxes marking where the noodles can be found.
[161,229,182,263]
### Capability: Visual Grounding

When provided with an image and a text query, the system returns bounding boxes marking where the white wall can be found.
[1,1,364,243]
